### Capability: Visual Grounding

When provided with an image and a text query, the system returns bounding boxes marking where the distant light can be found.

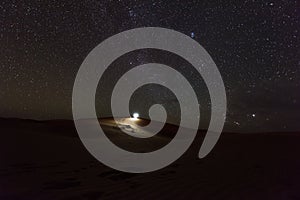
[252,114,256,117]
[191,32,195,38]
[234,121,240,126]
[133,113,139,119]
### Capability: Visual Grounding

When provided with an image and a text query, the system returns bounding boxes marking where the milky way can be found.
[0,0,299,132]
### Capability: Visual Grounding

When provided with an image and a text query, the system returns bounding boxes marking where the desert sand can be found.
[0,118,299,200]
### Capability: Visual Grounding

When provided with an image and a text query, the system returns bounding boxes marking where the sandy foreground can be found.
[0,118,299,200]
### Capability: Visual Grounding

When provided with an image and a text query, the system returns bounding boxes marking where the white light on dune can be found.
[132,113,139,120]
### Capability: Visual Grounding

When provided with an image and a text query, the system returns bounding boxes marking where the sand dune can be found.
[0,118,299,200]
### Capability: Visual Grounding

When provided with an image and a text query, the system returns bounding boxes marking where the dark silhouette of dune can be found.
[0,117,299,199]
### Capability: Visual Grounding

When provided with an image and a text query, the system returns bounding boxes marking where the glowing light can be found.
[133,113,139,119]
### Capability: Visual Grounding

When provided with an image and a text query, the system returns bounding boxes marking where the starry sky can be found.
[0,0,299,132]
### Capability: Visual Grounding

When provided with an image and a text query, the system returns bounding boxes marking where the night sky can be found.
[0,0,299,132]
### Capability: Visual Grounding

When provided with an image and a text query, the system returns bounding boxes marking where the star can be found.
[190,32,195,38]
